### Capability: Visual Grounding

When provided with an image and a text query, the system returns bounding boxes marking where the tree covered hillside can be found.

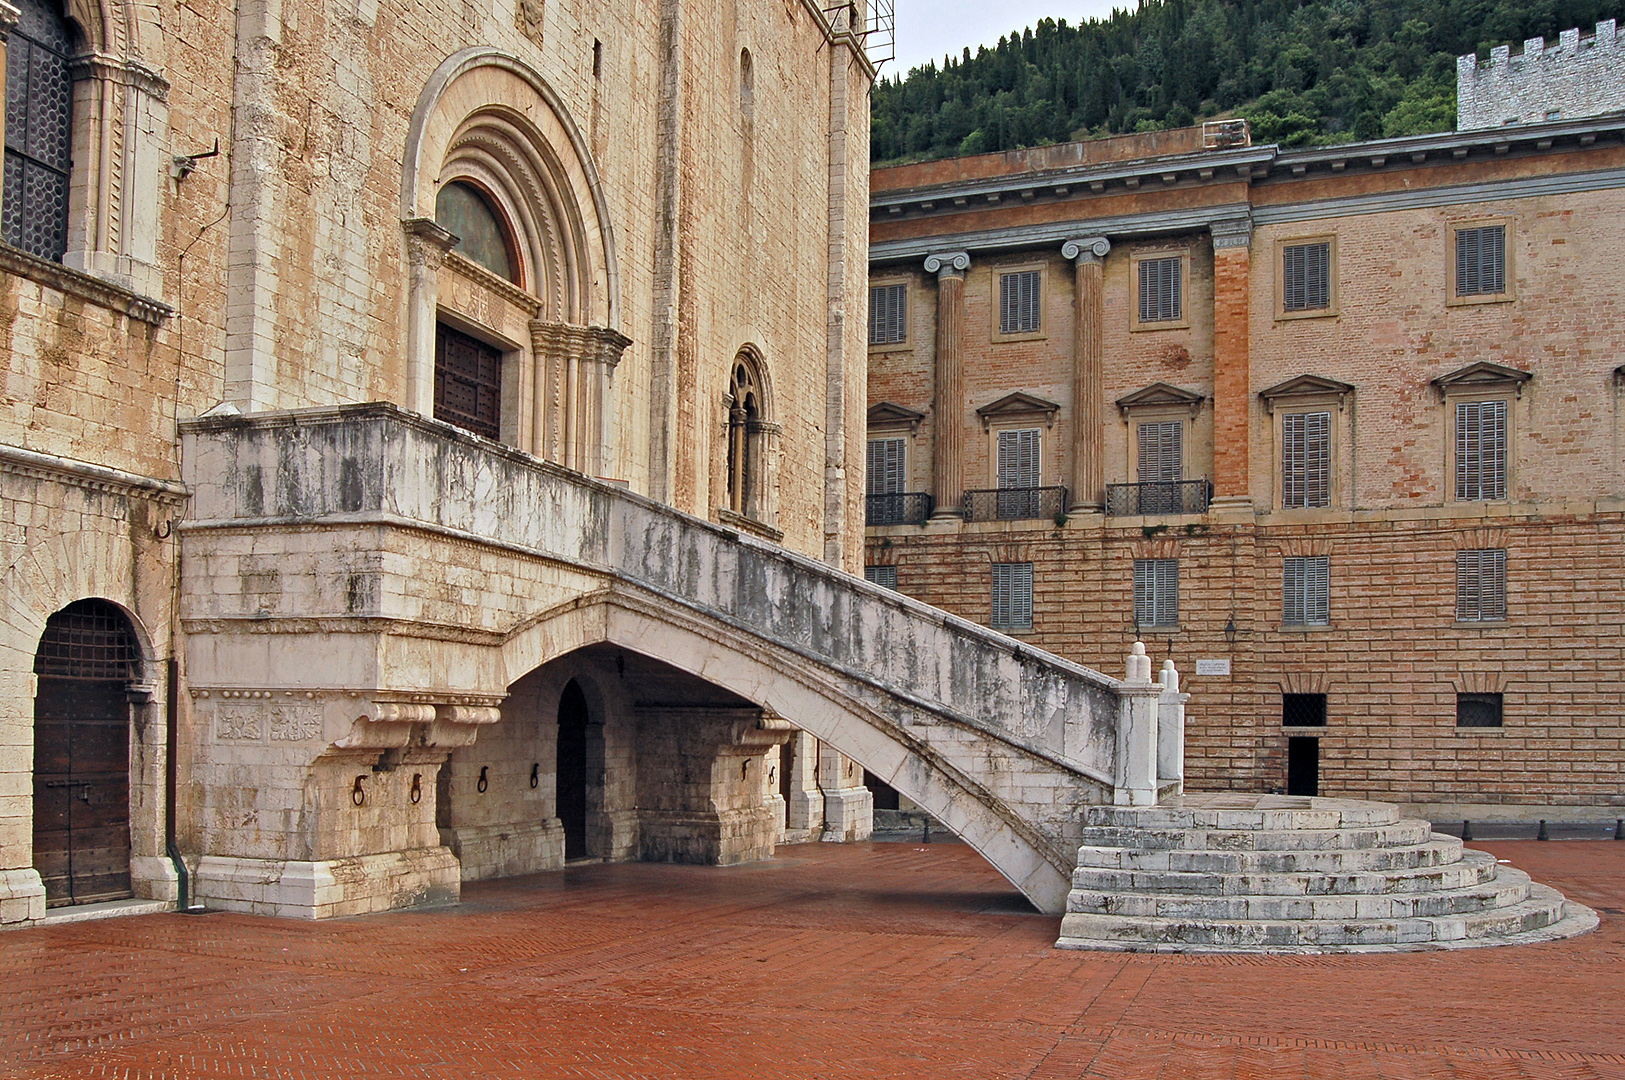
[872,0,1625,163]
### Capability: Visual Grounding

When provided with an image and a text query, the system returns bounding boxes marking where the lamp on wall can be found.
[1223,615,1238,646]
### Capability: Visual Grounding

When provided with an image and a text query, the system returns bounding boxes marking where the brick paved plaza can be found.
[2,839,1621,1079]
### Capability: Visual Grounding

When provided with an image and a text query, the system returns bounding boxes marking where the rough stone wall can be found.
[1459,22,1625,130]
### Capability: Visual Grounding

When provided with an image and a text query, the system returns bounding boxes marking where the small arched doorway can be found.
[556,680,590,859]
[32,599,141,907]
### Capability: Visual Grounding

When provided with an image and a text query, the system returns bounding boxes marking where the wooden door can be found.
[33,676,131,906]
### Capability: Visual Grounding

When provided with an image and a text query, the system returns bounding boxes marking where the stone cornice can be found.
[1259,374,1356,410]
[1432,361,1534,396]
[0,242,173,323]
[976,391,1061,429]
[873,204,1252,265]
[1115,382,1205,417]
[1210,215,1253,249]
[0,442,187,502]
[69,52,171,100]
[443,250,541,314]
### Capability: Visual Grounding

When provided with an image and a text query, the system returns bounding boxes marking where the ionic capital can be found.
[1210,216,1254,250]
[1062,236,1111,266]
[923,250,970,278]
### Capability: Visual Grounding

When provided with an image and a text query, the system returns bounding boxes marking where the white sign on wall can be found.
[1195,658,1231,677]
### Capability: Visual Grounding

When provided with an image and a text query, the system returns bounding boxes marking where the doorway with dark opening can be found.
[1287,736,1320,797]
[557,680,590,860]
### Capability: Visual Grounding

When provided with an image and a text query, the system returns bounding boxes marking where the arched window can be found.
[435,180,518,283]
[3,0,77,262]
[727,352,771,519]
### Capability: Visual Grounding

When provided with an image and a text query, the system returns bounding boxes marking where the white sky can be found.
[887,0,1134,76]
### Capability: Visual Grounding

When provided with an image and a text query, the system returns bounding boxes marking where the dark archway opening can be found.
[33,599,140,907]
[557,679,590,859]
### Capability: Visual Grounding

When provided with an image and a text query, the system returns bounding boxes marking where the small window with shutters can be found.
[868,283,907,345]
[865,564,898,590]
[1455,548,1507,622]
[1283,556,1330,627]
[1137,255,1182,323]
[1136,421,1182,484]
[1133,558,1178,629]
[866,437,906,496]
[1455,400,1507,501]
[990,562,1033,632]
[1281,412,1331,508]
[996,428,1041,489]
[1279,239,1334,316]
[1448,220,1514,304]
[997,270,1042,335]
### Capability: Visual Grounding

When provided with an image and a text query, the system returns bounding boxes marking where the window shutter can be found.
[1138,257,1181,322]
[1282,412,1330,508]
[865,564,898,590]
[991,562,1033,630]
[868,284,907,345]
[1137,421,1182,484]
[889,284,906,343]
[1133,559,1178,627]
[866,438,905,496]
[1456,400,1507,501]
[1456,225,1506,296]
[997,429,1040,489]
[1283,556,1330,626]
[1282,242,1330,311]
[999,271,1040,334]
[1456,548,1506,621]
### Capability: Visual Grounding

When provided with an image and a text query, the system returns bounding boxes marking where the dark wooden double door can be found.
[33,675,132,906]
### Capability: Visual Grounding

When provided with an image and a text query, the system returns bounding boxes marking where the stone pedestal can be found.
[783,730,824,840]
[1114,643,1161,807]
[818,744,873,841]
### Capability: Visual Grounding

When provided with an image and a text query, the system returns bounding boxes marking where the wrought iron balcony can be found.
[962,486,1068,523]
[865,491,933,526]
[1106,479,1213,516]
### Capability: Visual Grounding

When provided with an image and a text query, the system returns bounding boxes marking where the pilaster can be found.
[925,251,970,520]
[402,218,458,418]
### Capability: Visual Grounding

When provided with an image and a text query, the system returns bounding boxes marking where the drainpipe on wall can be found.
[164,657,199,912]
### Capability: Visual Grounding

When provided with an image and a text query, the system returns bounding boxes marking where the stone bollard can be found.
[1114,642,1161,806]
[1157,659,1188,795]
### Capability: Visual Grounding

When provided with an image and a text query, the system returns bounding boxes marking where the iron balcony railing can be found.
[865,491,934,526]
[962,486,1068,523]
[1106,478,1213,516]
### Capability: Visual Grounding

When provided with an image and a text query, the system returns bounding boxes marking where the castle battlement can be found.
[1458,20,1625,130]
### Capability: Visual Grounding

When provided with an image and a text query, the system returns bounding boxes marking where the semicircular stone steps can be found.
[1055,794,1599,953]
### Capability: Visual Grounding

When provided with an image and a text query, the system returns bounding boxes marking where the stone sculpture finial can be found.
[1125,641,1153,684]
[1160,659,1180,693]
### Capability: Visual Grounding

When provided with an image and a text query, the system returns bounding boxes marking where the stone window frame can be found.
[1446,217,1516,307]
[975,392,1059,491]
[722,345,779,532]
[1433,363,1530,505]
[1130,247,1190,331]
[1273,234,1338,320]
[1260,376,1354,513]
[989,261,1048,344]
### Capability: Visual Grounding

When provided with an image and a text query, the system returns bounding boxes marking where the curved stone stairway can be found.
[1056,793,1599,953]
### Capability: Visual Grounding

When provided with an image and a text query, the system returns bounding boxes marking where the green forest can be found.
[871,0,1625,163]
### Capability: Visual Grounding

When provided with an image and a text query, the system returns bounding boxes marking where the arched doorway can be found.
[557,680,590,860]
[32,599,141,907]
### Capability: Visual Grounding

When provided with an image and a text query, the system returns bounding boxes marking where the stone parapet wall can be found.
[1458,22,1625,130]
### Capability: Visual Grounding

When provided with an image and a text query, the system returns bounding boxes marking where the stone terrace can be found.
[1,840,1621,1078]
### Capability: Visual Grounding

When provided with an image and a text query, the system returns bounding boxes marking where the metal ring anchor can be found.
[410,772,422,804]
[352,775,366,807]
[530,762,539,789]
[477,766,489,794]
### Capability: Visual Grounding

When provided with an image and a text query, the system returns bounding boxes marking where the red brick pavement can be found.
[1,839,1621,1079]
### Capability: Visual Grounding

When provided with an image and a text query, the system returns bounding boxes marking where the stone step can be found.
[1077,818,1434,852]
[1074,837,1466,875]
[1065,866,1532,921]
[1071,849,1499,897]
[1054,884,1568,952]
[1083,798,1401,832]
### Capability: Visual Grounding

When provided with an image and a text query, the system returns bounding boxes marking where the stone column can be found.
[402,219,458,419]
[817,744,873,841]
[784,731,823,839]
[1062,237,1110,512]
[1157,659,1189,794]
[924,251,970,519]
[582,327,631,477]
[1210,216,1254,509]
[1114,642,1161,806]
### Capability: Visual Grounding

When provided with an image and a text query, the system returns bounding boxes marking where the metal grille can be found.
[434,323,502,440]
[1455,225,1506,296]
[865,491,932,526]
[3,0,75,262]
[868,284,906,345]
[1282,555,1330,627]
[1455,400,1507,501]
[1455,548,1507,622]
[1132,558,1178,629]
[990,562,1033,631]
[998,270,1040,334]
[1282,693,1327,727]
[866,437,905,495]
[864,564,898,590]
[33,600,139,681]
[962,486,1066,522]
[1106,478,1211,516]
[1456,692,1503,728]
[1282,242,1330,311]
[1281,411,1331,508]
[1138,256,1181,322]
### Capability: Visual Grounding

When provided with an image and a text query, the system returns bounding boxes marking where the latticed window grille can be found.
[1455,548,1507,622]
[1282,241,1330,311]
[1282,693,1327,727]
[1455,400,1507,501]
[3,0,76,262]
[864,564,898,590]
[1281,411,1331,508]
[868,284,906,345]
[1137,421,1182,483]
[1455,225,1506,296]
[1456,692,1503,728]
[1282,555,1330,626]
[34,599,139,681]
[1132,558,1178,628]
[1138,256,1181,322]
[990,562,1033,631]
[865,437,905,495]
[434,323,503,440]
[998,270,1040,334]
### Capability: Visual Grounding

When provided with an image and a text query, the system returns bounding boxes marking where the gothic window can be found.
[727,352,769,518]
[3,0,76,262]
[435,181,518,283]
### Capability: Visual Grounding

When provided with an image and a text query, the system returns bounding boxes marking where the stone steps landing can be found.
[1056,794,1598,953]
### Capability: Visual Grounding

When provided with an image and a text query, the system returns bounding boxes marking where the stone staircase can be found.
[1055,793,1598,953]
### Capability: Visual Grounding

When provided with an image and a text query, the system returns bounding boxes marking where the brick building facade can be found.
[865,117,1625,821]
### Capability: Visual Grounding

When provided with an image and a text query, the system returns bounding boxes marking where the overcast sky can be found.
[887,0,1134,76]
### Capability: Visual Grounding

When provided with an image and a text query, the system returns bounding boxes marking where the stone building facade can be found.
[865,118,1625,823]
[0,0,891,924]
[1458,21,1625,130]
